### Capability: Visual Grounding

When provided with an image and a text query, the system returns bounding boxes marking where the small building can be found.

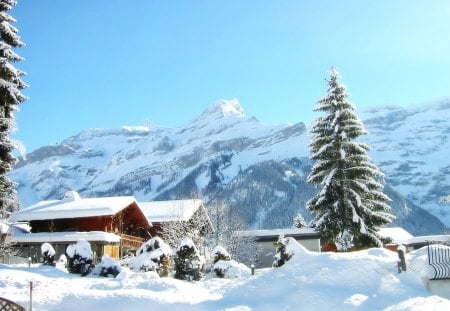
[403,234,450,251]
[378,227,415,251]
[8,191,153,262]
[235,228,321,268]
[378,227,450,252]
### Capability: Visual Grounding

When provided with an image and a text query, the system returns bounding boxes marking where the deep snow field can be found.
[1,241,450,311]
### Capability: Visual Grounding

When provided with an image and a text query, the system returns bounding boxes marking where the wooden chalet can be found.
[8,191,152,262]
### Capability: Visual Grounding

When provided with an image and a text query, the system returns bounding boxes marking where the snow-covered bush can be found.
[213,260,251,279]
[66,240,94,276]
[211,245,248,278]
[41,242,56,266]
[174,238,205,281]
[92,255,121,278]
[58,254,67,266]
[273,236,294,268]
[131,237,172,277]
[212,245,231,264]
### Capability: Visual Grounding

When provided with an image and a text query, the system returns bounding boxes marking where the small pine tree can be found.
[174,238,204,281]
[293,214,307,228]
[212,245,231,278]
[0,0,27,218]
[273,235,293,268]
[307,68,394,248]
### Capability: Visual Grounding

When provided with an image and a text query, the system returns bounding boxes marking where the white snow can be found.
[1,239,449,310]
[131,237,172,272]
[212,245,231,259]
[212,260,251,279]
[9,231,121,244]
[67,240,93,260]
[9,192,140,222]
[91,255,121,277]
[379,227,414,245]
[140,199,203,222]
[40,243,55,257]
[179,237,197,250]
[0,219,8,234]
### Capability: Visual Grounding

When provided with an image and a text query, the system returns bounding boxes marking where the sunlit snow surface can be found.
[1,240,450,311]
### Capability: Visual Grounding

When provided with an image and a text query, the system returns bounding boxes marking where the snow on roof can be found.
[139,199,203,223]
[405,234,450,245]
[378,227,414,244]
[235,228,319,238]
[9,231,121,244]
[9,191,138,222]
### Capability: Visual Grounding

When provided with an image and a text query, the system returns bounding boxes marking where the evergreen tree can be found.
[174,238,204,281]
[292,213,307,228]
[307,68,394,248]
[0,0,27,218]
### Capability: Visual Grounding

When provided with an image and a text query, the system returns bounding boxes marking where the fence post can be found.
[397,245,407,272]
[29,281,33,311]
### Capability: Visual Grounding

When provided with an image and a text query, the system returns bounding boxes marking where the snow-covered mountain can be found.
[10,99,449,235]
[360,99,450,226]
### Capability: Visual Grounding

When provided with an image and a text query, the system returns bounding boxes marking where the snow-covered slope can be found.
[9,99,449,233]
[361,99,450,226]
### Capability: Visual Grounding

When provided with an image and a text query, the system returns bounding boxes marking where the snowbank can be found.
[0,239,449,310]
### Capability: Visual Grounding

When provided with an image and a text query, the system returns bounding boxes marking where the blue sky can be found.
[11,0,450,152]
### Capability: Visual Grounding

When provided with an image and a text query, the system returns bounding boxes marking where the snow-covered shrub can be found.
[58,254,67,266]
[92,255,121,278]
[41,242,56,266]
[335,230,354,252]
[213,260,251,279]
[131,237,172,277]
[211,245,243,278]
[174,238,205,281]
[212,245,231,264]
[273,236,294,268]
[66,240,94,276]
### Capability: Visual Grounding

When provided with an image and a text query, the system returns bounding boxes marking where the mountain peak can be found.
[201,99,245,119]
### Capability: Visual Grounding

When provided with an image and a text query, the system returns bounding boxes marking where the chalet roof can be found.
[9,231,121,244]
[9,191,140,222]
[139,199,204,223]
[378,227,414,244]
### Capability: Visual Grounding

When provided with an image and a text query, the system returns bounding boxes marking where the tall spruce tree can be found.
[307,68,394,248]
[0,0,27,218]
